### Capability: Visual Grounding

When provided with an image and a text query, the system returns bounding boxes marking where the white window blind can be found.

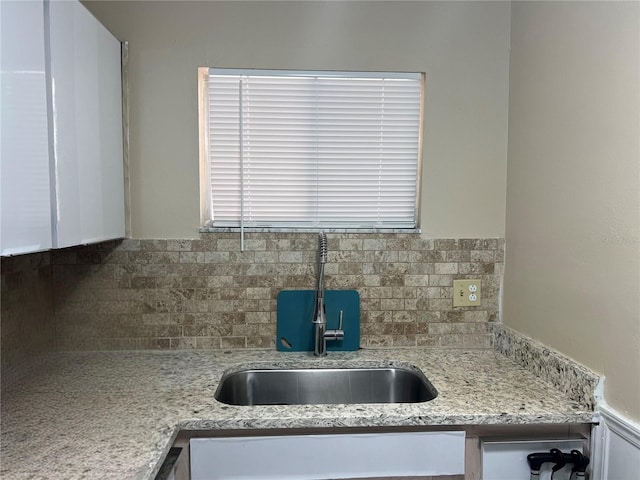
[205,69,422,230]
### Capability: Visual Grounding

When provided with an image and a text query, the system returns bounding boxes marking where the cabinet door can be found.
[48,0,124,248]
[0,0,53,256]
[191,431,466,480]
[482,439,584,480]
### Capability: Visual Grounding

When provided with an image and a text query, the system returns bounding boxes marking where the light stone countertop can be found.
[0,348,595,480]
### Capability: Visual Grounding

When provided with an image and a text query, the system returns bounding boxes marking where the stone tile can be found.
[167,239,193,251]
[359,286,389,300]
[338,238,362,251]
[409,237,434,251]
[338,263,363,275]
[361,323,394,335]
[171,337,197,349]
[155,338,171,349]
[229,251,256,264]
[102,251,131,265]
[471,250,495,262]
[380,298,404,311]
[179,252,205,263]
[416,311,442,322]
[207,276,234,288]
[361,310,392,323]
[393,310,417,323]
[403,298,419,310]
[116,239,141,251]
[392,335,417,346]
[458,239,496,250]
[221,337,246,349]
[398,250,425,263]
[131,277,157,289]
[140,240,168,251]
[32,234,503,352]
[203,252,230,263]
[386,237,412,250]
[392,286,417,299]
[350,250,376,263]
[434,239,461,250]
[141,313,173,325]
[246,336,275,348]
[438,335,465,347]
[424,250,448,262]
[196,337,221,349]
[183,324,233,337]
[442,311,464,323]
[413,297,430,310]
[376,275,401,288]
[374,250,399,263]
[404,275,429,287]
[416,334,438,346]
[362,275,381,287]
[254,251,279,264]
[435,263,459,274]
[429,298,452,311]
[155,325,183,337]
[429,275,453,287]
[267,239,292,251]
[464,310,489,323]
[244,239,267,251]
[363,239,386,250]
[446,250,470,262]
[232,323,275,337]
[244,312,271,324]
[375,262,410,275]
[279,251,303,263]
[361,335,393,347]
[217,239,242,252]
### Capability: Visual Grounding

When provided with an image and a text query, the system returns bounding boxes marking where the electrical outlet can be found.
[453,279,481,307]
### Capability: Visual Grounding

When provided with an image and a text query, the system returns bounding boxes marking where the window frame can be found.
[198,67,424,233]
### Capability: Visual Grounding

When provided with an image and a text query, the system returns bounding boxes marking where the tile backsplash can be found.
[50,233,504,351]
[1,252,55,388]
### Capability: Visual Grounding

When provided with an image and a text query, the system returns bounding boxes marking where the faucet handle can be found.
[324,310,345,342]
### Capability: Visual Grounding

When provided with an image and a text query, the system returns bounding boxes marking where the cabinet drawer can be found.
[191,431,465,480]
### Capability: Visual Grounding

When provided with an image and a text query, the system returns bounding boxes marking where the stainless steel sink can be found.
[214,366,438,406]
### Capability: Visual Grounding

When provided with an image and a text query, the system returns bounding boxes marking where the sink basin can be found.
[214,366,438,406]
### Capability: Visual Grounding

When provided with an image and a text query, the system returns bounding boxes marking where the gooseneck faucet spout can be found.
[313,232,328,355]
[313,233,343,356]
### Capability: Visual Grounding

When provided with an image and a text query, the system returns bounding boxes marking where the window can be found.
[199,68,423,231]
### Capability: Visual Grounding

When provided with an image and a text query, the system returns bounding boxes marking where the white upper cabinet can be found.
[0,0,125,256]
[48,0,125,248]
[1,0,53,256]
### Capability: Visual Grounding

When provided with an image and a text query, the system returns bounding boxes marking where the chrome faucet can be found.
[313,232,344,356]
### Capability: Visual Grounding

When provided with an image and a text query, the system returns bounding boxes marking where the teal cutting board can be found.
[276,290,360,352]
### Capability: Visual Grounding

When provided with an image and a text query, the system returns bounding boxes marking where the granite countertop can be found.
[0,347,595,480]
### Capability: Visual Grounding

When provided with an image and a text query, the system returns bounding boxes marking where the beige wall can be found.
[83,0,511,239]
[504,1,640,421]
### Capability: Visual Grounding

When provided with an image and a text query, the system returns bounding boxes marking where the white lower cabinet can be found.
[481,438,584,480]
[190,431,466,480]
